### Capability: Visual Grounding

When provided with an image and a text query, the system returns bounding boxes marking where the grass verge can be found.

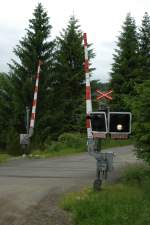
[101,138,133,149]
[0,153,11,164]
[61,165,150,225]
[32,133,133,158]
[32,147,84,158]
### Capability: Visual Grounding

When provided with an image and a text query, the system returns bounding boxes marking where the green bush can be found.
[6,128,22,156]
[42,133,86,153]
[121,164,150,185]
[46,141,63,152]
[43,136,52,146]
[58,132,86,149]
[0,153,11,163]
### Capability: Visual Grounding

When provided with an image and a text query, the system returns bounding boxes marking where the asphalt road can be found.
[0,145,139,225]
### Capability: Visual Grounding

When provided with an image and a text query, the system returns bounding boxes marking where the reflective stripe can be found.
[29,60,41,131]
[30,119,34,128]
[86,86,91,100]
[84,33,93,138]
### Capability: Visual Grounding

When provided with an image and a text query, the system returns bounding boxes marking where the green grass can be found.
[61,165,150,225]
[32,147,85,158]
[0,153,11,163]
[102,138,133,149]
[32,134,133,158]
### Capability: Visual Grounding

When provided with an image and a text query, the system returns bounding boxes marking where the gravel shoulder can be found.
[0,145,140,225]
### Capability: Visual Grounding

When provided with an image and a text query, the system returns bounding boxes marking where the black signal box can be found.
[108,112,131,134]
[90,112,107,133]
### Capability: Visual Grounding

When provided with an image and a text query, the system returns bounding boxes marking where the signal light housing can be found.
[108,112,132,134]
[88,111,132,139]
[90,112,107,134]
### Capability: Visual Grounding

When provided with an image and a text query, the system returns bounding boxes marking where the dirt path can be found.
[0,145,139,225]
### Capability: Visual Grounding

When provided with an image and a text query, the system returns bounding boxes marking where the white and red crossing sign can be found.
[96,89,113,101]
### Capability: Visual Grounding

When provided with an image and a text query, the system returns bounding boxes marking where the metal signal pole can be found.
[83,33,114,191]
[26,106,30,135]
[83,33,98,159]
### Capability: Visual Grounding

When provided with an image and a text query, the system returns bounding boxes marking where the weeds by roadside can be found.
[32,133,133,158]
[61,164,150,225]
[1,133,134,160]
[0,153,11,163]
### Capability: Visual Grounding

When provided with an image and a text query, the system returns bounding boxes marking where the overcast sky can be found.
[0,0,150,82]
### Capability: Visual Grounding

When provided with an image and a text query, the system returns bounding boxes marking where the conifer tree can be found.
[9,3,55,142]
[138,12,150,82]
[132,80,150,164]
[110,13,139,111]
[131,13,150,163]
[51,15,95,136]
[0,73,13,149]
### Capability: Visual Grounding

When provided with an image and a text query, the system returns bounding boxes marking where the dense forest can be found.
[110,12,150,163]
[0,4,150,164]
[0,3,95,154]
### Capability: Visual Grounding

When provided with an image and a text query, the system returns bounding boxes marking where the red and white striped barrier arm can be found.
[29,60,42,137]
[83,33,93,139]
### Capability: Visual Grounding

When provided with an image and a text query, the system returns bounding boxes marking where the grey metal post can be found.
[25,106,30,155]
[26,106,30,134]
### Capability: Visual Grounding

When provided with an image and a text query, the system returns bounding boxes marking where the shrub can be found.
[46,141,63,152]
[6,128,22,156]
[121,164,150,185]
[58,132,86,149]
[42,132,86,153]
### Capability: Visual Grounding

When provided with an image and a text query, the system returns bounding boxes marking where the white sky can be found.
[0,0,150,82]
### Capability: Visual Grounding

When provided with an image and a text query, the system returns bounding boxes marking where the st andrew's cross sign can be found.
[96,89,113,101]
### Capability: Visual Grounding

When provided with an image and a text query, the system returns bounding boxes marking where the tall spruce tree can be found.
[132,80,150,163]
[51,15,95,136]
[9,3,55,143]
[138,12,150,82]
[131,13,150,163]
[110,13,139,111]
[0,74,13,148]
